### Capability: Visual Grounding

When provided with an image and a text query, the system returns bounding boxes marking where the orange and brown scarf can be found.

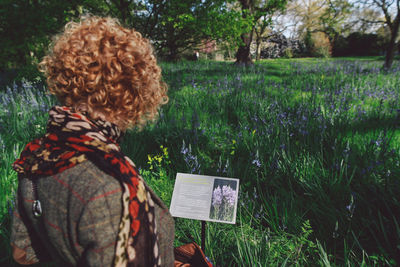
[13,105,161,267]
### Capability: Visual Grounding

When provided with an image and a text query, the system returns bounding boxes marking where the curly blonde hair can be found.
[39,15,168,131]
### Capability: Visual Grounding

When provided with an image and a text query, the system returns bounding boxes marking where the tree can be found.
[235,0,288,65]
[284,0,353,57]
[356,0,400,69]
[350,6,382,33]
[253,10,295,60]
[319,0,353,40]
[0,0,82,80]
[289,0,328,35]
[124,1,249,61]
[287,0,352,40]
[253,15,272,60]
[80,0,251,61]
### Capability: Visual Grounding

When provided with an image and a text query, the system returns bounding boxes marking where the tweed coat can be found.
[10,160,175,266]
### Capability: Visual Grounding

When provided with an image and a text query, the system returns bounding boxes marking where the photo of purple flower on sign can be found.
[209,178,238,222]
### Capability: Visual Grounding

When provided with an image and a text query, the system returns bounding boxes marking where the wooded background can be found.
[1,0,400,83]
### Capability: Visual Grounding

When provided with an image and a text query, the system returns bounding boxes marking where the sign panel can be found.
[170,173,239,224]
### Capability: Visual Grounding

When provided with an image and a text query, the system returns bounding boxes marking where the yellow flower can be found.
[163,146,169,157]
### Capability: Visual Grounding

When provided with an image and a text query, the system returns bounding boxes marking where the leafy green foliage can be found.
[319,0,353,40]
[235,0,289,64]
[135,0,249,60]
[0,0,83,82]
[0,0,251,71]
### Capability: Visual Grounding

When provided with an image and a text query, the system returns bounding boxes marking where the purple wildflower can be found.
[181,141,201,174]
[252,159,261,168]
[222,185,236,206]
[212,186,222,206]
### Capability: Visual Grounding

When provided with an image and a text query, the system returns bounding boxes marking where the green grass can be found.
[1,57,400,266]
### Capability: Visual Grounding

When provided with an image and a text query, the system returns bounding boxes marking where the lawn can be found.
[1,57,399,266]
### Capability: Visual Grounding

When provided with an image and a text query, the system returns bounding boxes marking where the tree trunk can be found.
[384,16,400,70]
[166,51,179,61]
[256,38,261,61]
[228,47,232,59]
[384,35,396,70]
[119,0,129,25]
[235,0,253,65]
[166,44,179,61]
[235,32,253,65]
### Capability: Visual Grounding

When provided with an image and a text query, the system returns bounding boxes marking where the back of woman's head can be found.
[39,15,168,130]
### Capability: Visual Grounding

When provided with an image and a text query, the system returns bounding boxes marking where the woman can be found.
[10,15,174,266]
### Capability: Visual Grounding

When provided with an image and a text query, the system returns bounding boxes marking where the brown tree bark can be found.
[373,0,400,69]
[119,0,129,25]
[235,32,254,65]
[256,38,261,61]
[235,0,287,65]
[109,0,129,25]
[384,16,400,69]
[385,33,397,69]
[166,41,179,61]
[166,50,179,61]
[235,0,254,65]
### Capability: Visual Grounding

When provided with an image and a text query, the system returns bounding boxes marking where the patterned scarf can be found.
[13,105,161,267]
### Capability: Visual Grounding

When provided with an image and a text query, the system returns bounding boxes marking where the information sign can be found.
[170,173,239,224]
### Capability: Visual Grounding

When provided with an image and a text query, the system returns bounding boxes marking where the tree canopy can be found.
[0,0,251,79]
[355,0,400,69]
[1,0,400,79]
[0,0,82,78]
[234,0,289,65]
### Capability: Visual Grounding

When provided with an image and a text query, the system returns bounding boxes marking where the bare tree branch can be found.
[374,0,394,27]
[360,18,387,24]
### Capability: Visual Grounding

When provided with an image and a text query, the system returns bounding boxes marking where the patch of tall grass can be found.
[1,58,399,266]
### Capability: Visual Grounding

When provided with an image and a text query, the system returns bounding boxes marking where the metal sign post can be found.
[201,220,206,254]
[170,173,240,257]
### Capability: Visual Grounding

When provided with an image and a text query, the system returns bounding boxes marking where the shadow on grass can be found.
[162,60,291,92]
[338,115,400,138]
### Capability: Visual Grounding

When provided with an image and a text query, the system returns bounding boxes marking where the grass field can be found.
[1,57,400,266]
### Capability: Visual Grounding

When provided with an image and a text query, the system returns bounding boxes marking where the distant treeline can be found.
[333,32,390,57]
[0,0,397,89]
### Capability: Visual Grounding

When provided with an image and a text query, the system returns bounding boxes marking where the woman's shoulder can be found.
[74,160,121,186]
[19,159,122,205]
[58,160,119,185]
[59,159,123,199]
[14,159,124,266]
